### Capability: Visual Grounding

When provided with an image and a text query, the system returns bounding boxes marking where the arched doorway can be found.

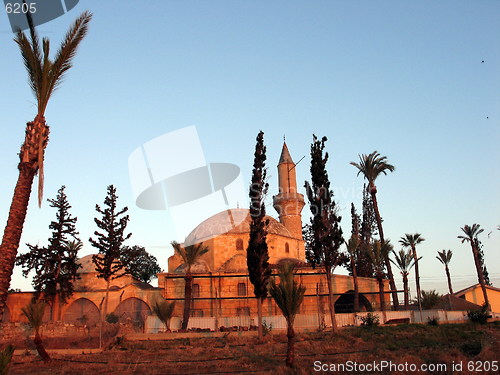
[2,305,10,322]
[114,297,151,325]
[63,298,100,326]
[334,291,373,313]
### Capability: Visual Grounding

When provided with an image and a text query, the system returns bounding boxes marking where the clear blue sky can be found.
[0,1,498,296]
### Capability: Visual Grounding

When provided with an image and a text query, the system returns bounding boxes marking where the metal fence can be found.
[144,309,476,333]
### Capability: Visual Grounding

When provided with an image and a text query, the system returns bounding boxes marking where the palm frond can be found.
[269,262,305,323]
[390,249,415,273]
[171,241,209,273]
[47,11,92,108]
[350,151,395,183]
[346,235,360,255]
[21,300,46,335]
[436,249,452,265]
[399,233,425,247]
[152,300,175,326]
[458,224,483,243]
[13,30,40,98]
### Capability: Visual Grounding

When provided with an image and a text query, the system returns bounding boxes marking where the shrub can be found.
[0,345,14,375]
[467,304,489,324]
[420,290,440,309]
[358,313,380,327]
[106,313,119,324]
[262,321,273,336]
[152,300,175,331]
[427,316,440,326]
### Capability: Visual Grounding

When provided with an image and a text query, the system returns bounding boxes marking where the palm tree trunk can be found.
[377,277,385,311]
[0,116,48,318]
[411,246,422,312]
[370,188,399,310]
[257,297,263,341]
[285,321,295,368]
[182,274,193,330]
[350,256,359,312]
[403,275,409,310]
[54,292,61,321]
[325,271,337,332]
[471,244,490,309]
[0,165,37,317]
[49,295,56,322]
[445,266,453,295]
[34,332,50,362]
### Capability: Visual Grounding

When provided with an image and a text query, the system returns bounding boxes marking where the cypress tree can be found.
[16,186,81,320]
[304,135,344,332]
[246,130,271,342]
[89,185,132,317]
[476,240,491,286]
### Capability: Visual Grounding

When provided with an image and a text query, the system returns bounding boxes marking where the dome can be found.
[185,208,292,245]
[77,254,98,273]
[77,254,122,273]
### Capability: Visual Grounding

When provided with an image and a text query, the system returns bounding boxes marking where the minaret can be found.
[273,142,305,241]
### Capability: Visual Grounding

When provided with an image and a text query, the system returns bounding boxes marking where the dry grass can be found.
[4,322,499,374]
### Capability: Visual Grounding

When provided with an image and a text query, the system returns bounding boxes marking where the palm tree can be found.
[400,233,425,312]
[21,300,50,362]
[171,241,209,330]
[269,262,305,368]
[0,11,92,317]
[390,249,417,310]
[366,240,391,311]
[346,235,360,312]
[351,151,399,309]
[436,250,454,295]
[152,299,176,332]
[458,224,489,309]
[420,290,440,310]
[0,344,14,375]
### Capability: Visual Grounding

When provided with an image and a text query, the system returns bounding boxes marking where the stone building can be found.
[3,254,162,326]
[3,142,388,327]
[159,142,387,319]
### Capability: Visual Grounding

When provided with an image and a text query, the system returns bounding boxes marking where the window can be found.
[191,309,204,317]
[237,282,247,297]
[236,307,250,316]
[285,242,290,253]
[192,283,200,298]
[236,238,244,251]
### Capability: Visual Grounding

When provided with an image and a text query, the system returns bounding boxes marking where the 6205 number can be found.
[5,2,37,14]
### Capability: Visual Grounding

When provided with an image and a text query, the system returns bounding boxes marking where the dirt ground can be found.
[4,322,500,374]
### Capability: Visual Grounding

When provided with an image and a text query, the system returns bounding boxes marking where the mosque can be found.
[3,143,385,327]
[158,142,384,318]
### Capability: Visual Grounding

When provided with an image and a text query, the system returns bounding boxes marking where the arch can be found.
[236,238,244,251]
[63,298,100,326]
[334,291,373,313]
[2,305,10,322]
[219,254,247,272]
[114,297,151,324]
[285,242,290,253]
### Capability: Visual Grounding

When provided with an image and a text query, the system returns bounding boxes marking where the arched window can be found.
[285,242,290,253]
[236,307,250,316]
[237,282,247,296]
[192,283,200,298]
[191,309,204,317]
[236,238,244,251]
